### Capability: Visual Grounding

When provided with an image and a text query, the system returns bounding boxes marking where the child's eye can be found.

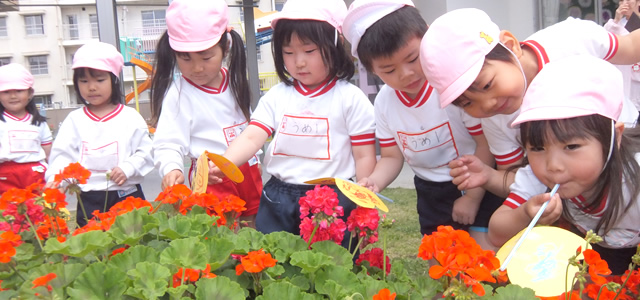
[528,146,545,152]
[283,51,293,55]
[483,79,492,90]
[383,69,395,74]
[409,56,419,63]
[565,144,581,150]
[305,49,316,54]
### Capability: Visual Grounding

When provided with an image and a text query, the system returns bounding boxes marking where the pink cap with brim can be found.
[420,8,500,108]
[270,0,348,32]
[166,0,228,52]
[0,63,34,91]
[343,0,414,58]
[511,55,623,127]
[72,42,124,78]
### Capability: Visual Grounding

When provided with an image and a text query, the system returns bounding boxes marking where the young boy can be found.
[343,0,502,248]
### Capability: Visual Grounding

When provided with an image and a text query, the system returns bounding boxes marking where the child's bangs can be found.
[520,116,605,149]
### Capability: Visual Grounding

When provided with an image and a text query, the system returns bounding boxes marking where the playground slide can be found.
[125,57,153,104]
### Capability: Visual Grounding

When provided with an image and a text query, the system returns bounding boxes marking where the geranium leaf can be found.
[202,237,234,271]
[13,243,34,262]
[108,208,158,246]
[44,231,112,257]
[263,231,310,262]
[166,285,189,300]
[265,263,285,278]
[289,251,334,275]
[314,279,349,299]
[66,262,126,299]
[109,245,159,274]
[159,237,207,270]
[311,241,352,267]
[125,261,171,300]
[359,277,390,299]
[487,284,539,300]
[188,213,218,236]
[234,228,265,252]
[410,276,441,299]
[194,277,246,300]
[158,215,192,240]
[17,262,86,299]
[315,265,359,295]
[255,281,317,300]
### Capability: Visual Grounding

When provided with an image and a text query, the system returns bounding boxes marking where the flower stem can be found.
[612,268,634,300]
[351,237,363,259]
[24,214,43,250]
[180,267,185,286]
[76,193,89,224]
[307,223,319,248]
[383,232,387,281]
[8,263,25,281]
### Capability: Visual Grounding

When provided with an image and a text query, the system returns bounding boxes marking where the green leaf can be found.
[188,213,218,236]
[109,245,159,274]
[263,231,309,262]
[194,277,246,300]
[17,263,87,299]
[255,281,317,300]
[265,264,285,278]
[289,251,334,275]
[234,228,265,252]
[311,241,353,267]
[13,243,35,262]
[158,214,192,240]
[67,262,127,300]
[108,208,158,245]
[315,265,359,295]
[202,237,234,271]
[167,285,189,300]
[0,290,18,300]
[359,277,390,299]
[486,284,538,300]
[44,231,113,257]
[160,237,207,270]
[410,276,440,299]
[125,261,171,300]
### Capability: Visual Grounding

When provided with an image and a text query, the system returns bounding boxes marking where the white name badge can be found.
[397,122,458,168]
[222,121,248,146]
[8,130,39,153]
[81,141,119,172]
[272,115,330,160]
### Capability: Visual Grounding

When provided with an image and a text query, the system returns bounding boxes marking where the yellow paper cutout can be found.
[205,151,244,183]
[496,226,589,297]
[303,177,337,185]
[191,152,209,193]
[334,178,389,212]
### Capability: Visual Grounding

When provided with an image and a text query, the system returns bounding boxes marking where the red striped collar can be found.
[294,77,338,98]
[3,111,31,122]
[521,40,550,73]
[183,68,229,94]
[83,103,124,122]
[568,192,608,217]
[394,80,433,108]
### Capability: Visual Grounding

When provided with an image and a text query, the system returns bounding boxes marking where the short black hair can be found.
[356,6,427,72]
[73,68,123,106]
[272,19,354,84]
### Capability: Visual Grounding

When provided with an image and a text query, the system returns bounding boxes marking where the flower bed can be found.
[0,163,637,299]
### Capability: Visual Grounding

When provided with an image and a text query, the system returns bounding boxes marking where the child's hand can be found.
[109,167,128,186]
[448,155,491,190]
[524,192,562,225]
[452,194,481,225]
[44,181,57,190]
[357,177,380,193]
[162,170,184,190]
[207,161,225,185]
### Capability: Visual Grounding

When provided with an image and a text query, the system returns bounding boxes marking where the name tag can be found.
[272,115,330,160]
[397,122,459,168]
[117,186,138,198]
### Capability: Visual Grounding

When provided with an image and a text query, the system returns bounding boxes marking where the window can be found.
[0,17,7,37]
[24,15,44,35]
[67,15,78,40]
[32,95,52,109]
[0,57,10,66]
[275,0,285,11]
[89,14,98,38]
[28,55,48,75]
[141,10,165,35]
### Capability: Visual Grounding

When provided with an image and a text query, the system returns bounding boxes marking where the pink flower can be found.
[300,216,346,245]
[299,186,342,218]
[356,248,391,275]
[1,199,45,233]
[346,207,380,248]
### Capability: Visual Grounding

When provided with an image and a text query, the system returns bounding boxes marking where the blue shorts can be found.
[76,184,145,227]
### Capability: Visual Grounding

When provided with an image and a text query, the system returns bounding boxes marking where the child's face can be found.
[282,32,329,90]
[526,129,604,200]
[175,43,224,87]
[455,59,526,118]
[370,36,425,97]
[0,89,32,116]
[77,69,113,108]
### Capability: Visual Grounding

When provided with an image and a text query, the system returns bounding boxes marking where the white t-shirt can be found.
[374,82,481,182]
[46,104,153,192]
[604,17,640,110]
[250,78,375,184]
[0,112,52,164]
[153,68,258,177]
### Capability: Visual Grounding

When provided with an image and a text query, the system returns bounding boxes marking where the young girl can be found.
[420,8,640,198]
[488,55,640,275]
[342,0,502,249]
[150,0,263,225]
[0,63,52,192]
[213,0,376,247]
[45,42,153,226]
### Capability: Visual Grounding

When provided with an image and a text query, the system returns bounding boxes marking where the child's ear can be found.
[499,30,523,58]
[28,88,34,99]
[614,121,625,147]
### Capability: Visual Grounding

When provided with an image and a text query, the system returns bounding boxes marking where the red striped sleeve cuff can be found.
[351,133,376,146]
[378,137,396,148]
[504,193,526,209]
[603,32,619,61]
[467,124,483,136]
[494,148,524,165]
[249,120,273,136]
[41,141,53,146]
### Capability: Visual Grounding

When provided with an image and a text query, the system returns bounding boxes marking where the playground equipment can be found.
[120,37,153,113]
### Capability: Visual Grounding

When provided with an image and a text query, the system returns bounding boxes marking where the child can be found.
[488,55,640,275]
[342,0,502,248]
[420,8,640,198]
[0,63,52,193]
[150,0,263,225]
[45,42,153,226]
[213,0,376,247]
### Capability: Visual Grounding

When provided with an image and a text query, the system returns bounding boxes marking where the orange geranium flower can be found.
[109,196,152,215]
[583,249,611,285]
[235,249,277,275]
[35,216,69,240]
[53,162,91,186]
[0,231,22,247]
[373,288,396,300]
[32,273,56,290]
[154,184,191,205]
[42,188,67,208]
[0,188,36,209]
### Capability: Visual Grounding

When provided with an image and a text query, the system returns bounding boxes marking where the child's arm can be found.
[610,29,640,64]
[113,121,154,186]
[488,188,563,246]
[42,144,52,161]
[352,143,376,183]
[44,119,79,189]
[358,145,404,193]
[448,157,519,198]
[209,124,268,183]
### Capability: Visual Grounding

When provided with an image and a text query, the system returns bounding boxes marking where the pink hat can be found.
[166,0,228,52]
[420,8,500,108]
[511,55,623,127]
[343,0,415,58]
[0,63,34,92]
[270,0,347,32]
[72,42,124,78]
